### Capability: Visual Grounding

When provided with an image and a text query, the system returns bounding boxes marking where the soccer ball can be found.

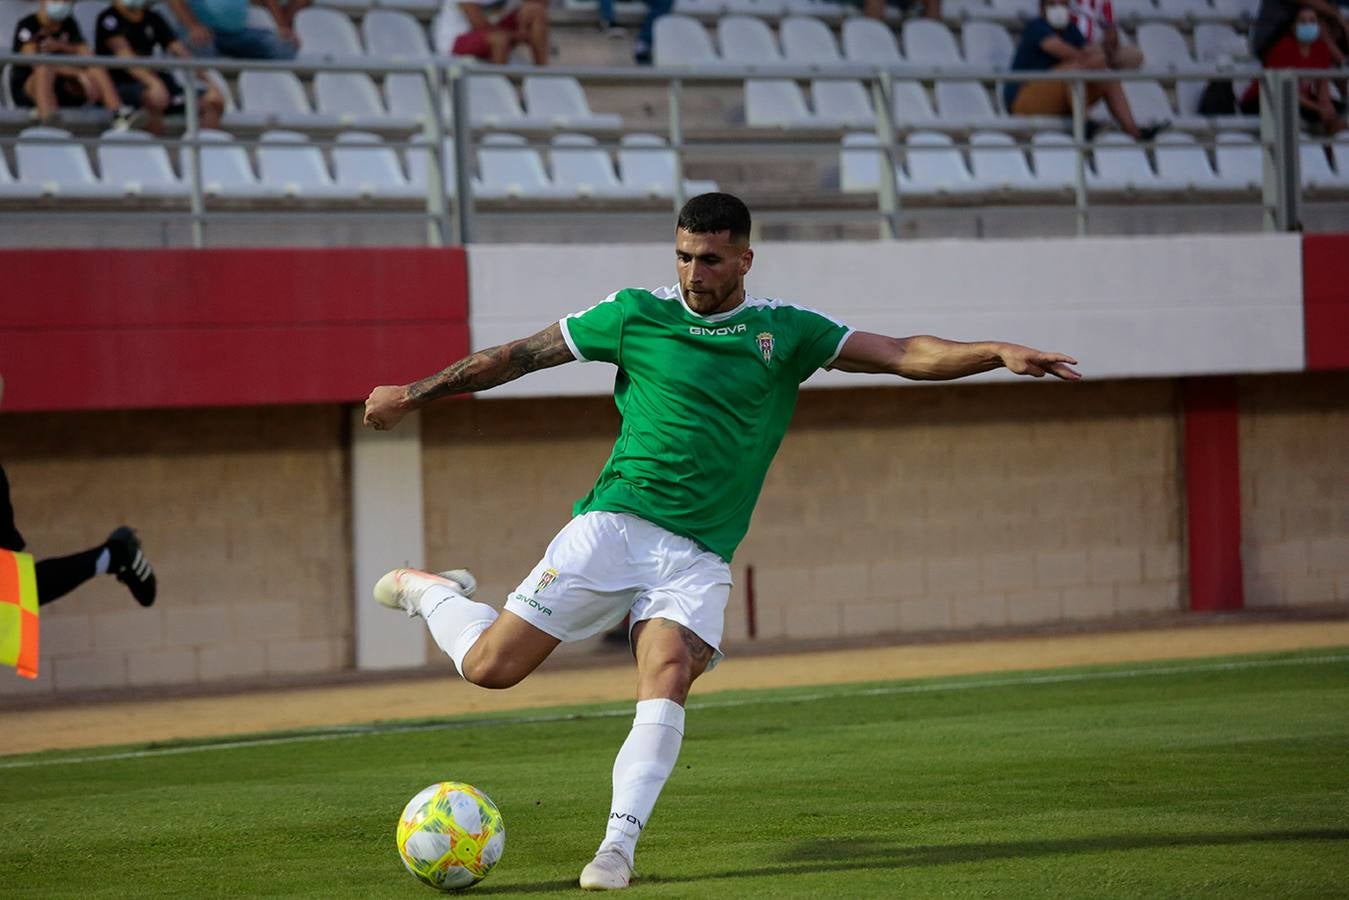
[396,781,506,891]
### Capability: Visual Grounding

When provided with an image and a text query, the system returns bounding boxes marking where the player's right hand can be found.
[364,385,409,431]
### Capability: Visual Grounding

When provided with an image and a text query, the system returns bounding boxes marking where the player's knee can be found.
[460,649,526,690]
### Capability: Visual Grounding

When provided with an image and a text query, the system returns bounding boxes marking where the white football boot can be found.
[372,568,477,617]
[579,848,634,891]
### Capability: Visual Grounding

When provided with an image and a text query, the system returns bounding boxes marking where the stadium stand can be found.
[332,130,425,199]
[98,128,188,197]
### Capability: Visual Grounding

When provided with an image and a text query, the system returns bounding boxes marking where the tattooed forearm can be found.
[406,323,575,404]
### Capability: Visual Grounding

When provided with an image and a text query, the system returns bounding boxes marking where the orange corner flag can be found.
[0,549,39,679]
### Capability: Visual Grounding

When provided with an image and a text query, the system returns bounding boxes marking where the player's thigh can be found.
[630,547,731,673]
[472,608,561,673]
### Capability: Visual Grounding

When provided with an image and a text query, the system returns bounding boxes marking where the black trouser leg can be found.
[35,546,104,606]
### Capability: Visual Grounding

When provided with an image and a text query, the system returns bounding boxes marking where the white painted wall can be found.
[467,235,1305,397]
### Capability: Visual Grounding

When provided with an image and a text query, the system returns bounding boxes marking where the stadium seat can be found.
[295,6,365,59]
[361,9,433,60]
[0,138,43,199]
[256,129,357,199]
[179,129,276,199]
[385,73,447,124]
[810,79,875,128]
[901,19,967,71]
[838,131,895,192]
[1209,0,1257,19]
[380,0,440,12]
[783,0,847,20]
[673,0,726,16]
[1151,131,1222,192]
[902,131,977,195]
[0,0,26,51]
[944,0,992,21]
[315,72,398,130]
[1173,0,1221,22]
[316,0,370,13]
[15,126,122,198]
[467,74,531,129]
[72,0,101,46]
[476,132,573,199]
[779,16,843,67]
[961,20,1015,72]
[841,18,904,67]
[1212,131,1260,190]
[1300,140,1340,191]
[1089,133,1157,191]
[1193,24,1248,63]
[522,77,622,130]
[1119,81,1195,130]
[983,0,1036,23]
[892,81,938,128]
[935,82,1003,129]
[1030,131,1080,190]
[616,133,718,197]
[967,130,1039,192]
[332,131,423,200]
[717,15,784,66]
[725,0,787,16]
[1111,0,1158,24]
[549,133,641,199]
[1333,134,1349,188]
[235,70,337,128]
[745,79,815,128]
[654,14,719,67]
[97,128,187,198]
[404,136,463,196]
[1136,23,1200,72]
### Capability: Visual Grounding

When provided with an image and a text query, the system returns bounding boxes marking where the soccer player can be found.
[363,193,1080,891]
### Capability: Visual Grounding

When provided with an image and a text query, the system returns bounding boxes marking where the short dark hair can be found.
[677,192,751,242]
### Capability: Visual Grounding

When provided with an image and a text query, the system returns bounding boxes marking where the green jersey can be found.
[560,284,853,562]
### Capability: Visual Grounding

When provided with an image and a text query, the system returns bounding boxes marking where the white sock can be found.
[94,548,111,576]
[419,585,498,678]
[597,698,686,864]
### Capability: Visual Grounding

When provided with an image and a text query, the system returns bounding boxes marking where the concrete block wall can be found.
[0,406,352,696]
[1239,372,1349,609]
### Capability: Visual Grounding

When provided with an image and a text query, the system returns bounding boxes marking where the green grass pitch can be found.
[2,648,1347,898]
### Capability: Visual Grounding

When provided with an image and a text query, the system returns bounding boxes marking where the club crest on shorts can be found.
[535,568,559,593]
[756,331,775,364]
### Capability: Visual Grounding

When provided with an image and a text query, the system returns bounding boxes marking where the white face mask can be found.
[1045,5,1071,28]
[45,1,72,18]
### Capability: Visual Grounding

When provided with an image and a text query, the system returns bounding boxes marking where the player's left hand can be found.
[1000,345,1082,381]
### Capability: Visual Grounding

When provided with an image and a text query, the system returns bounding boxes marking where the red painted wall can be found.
[0,248,469,412]
[1183,377,1244,613]
[1303,234,1349,372]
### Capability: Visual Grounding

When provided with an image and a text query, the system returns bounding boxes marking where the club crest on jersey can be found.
[535,568,559,593]
[756,331,775,364]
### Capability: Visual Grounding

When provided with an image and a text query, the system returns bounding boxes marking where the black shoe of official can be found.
[107,526,157,607]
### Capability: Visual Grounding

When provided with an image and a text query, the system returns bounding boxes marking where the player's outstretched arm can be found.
[363,323,575,430]
[832,332,1081,382]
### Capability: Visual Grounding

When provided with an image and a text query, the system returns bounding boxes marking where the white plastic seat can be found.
[332,131,422,200]
[1088,132,1157,191]
[72,0,101,46]
[1212,131,1260,190]
[673,0,726,16]
[361,8,432,60]
[98,129,186,198]
[810,79,875,128]
[315,72,393,129]
[1194,23,1247,62]
[294,6,364,59]
[179,129,274,198]
[522,76,622,130]
[477,132,573,199]
[967,130,1038,192]
[839,131,895,192]
[0,142,42,199]
[717,15,782,65]
[961,20,1014,71]
[982,0,1036,22]
[841,18,903,67]
[779,16,842,67]
[1030,131,1080,190]
[1300,140,1339,191]
[1136,23,1198,72]
[892,81,937,128]
[654,14,719,67]
[725,0,786,15]
[935,82,1003,128]
[745,79,815,127]
[404,137,462,196]
[783,0,846,19]
[550,133,640,198]
[256,129,356,199]
[1111,0,1158,23]
[1332,134,1349,188]
[617,133,718,197]
[16,126,122,198]
[236,70,336,128]
[1151,131,1222,191]
[1209,0,1257,17]
[385,73,447,124]
[903,131,977,195]
[944,0,991,19]
[902,19,966,70]
[1120,80,1177,125]
[468,74,530,128]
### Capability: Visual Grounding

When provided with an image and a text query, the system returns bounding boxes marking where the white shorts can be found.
[504,511,732,669]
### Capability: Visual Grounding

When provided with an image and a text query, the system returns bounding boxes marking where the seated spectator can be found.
[850,0,940,21]
[9,0,126,125]
[96,0,224,135]
[165,0,303,59]
[435,0,548,65]
[1240,7,1346,134]
[1250,0,1348,62]
[1004,0,1167,141]
[597,0,671,65]
[1071,0,1143,70]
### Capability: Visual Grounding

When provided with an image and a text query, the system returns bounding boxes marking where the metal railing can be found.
[0,51,1336,244]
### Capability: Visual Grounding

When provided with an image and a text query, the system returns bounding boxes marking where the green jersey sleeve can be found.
[791,307,853,382]
[560,291,628,364]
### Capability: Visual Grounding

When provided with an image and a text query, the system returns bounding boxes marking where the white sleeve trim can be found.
[822,327,855,369]
[558,316,589,363]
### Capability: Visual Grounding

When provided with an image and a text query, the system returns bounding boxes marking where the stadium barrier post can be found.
[449,66,474,244]
[1260,69,1300,232]
[421,62,449,247]
[869,69,901,240]
[1070,78,1088,237]
[181,62,205,249]
[669,77,686,215]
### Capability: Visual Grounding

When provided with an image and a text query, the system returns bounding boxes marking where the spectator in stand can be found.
[1070,0,1143,70]
[96,0,225,135]
[1240,6,1346,133]
[1005,0,1167,141]
[10,0,127,125]
[597,0,670,65]
[165,0,305,59]
[851,0,940,21]
[1250,0,1348,61]
[435,0,549,65]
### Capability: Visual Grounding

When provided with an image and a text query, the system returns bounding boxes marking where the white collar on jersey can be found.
[666,283,765,323]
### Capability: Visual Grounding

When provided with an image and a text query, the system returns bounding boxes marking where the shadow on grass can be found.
[635,829,1349,885]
